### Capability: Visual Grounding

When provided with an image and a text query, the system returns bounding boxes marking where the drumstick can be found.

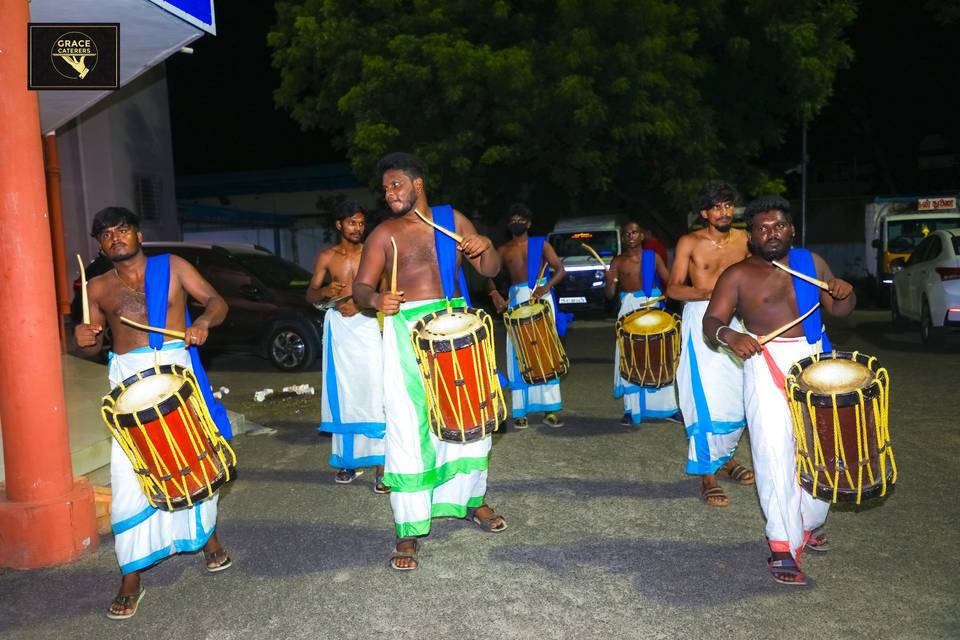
[120,316,186,340]
[390,236,399,293]
[414,209,464,244]
[771,260,829,291]
[581,243,606,268]
[76,254,90,325]
[758,303,820,345]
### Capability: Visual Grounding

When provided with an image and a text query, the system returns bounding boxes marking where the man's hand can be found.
[337,299,360,317]
[720,328,763,359]
[490,290,507,314]
[184,320,210,347]
[74,323,102,348]
[531,285,551,301]
[375,291,405,316]
[458,234,492,259]
[827,278,854,300]
[321,281,347,299]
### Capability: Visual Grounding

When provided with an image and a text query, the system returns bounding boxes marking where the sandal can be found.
[805,529,830,553]
[373,476,391,494]
[467,505,508,532]
[335,468,362,484]
[390,538,419,571]
[768,557,808,585]
[513,417,529,430]
[542,413,564,428]
[106,587,145,620]
[721,462,755,486]
[204,547,233,573]
[700,485,730,508]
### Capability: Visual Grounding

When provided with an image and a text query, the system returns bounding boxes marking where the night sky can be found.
[167,2,959,199]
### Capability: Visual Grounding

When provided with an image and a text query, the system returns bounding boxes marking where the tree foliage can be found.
[269,0,856,232]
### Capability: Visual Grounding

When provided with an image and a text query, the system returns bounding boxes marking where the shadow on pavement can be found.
[493,477,693,501]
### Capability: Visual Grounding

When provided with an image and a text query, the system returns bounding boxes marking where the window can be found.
[133,173,162,220]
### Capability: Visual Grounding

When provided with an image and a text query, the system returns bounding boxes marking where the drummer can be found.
[666,181,754,508]
[74,207,232,619]
[487,203,568,429]
[603,221,679,425]
[307,201,389,493]
[352,152,506,571]
[702,196,855,586]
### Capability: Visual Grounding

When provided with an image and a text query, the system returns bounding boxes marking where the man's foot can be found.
[620,412,631,426]
[720,459,755,486]
[543,413,564,428]
[373,475,391,494]
[468,504,508,532]
[335,468,362,484]
[203,546,233,573]
[513,417,529,430]
[106,587,146,620]
[663,411,683,424]
[805,529,830,553]
[768,555,808,585]
[700,476,730,507]
[390,538,419,571]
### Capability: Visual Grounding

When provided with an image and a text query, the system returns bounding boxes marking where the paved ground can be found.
[1,310,957,639]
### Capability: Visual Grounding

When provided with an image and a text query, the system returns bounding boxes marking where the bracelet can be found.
[715,325,731,346]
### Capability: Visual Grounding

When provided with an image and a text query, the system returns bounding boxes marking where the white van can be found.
[547,215,623,313]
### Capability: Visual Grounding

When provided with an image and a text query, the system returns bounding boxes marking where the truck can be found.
[865,195,960,291]
[546,215,623,315]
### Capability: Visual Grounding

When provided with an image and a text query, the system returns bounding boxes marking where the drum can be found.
[786,351,896,504]
[412,307,506,442]
[503,300,569,384]
[101,364,237,511]
[616,308,680,388]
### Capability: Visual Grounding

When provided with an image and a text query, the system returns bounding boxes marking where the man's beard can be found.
[748,239,790,261]
[390,193,417,217]
[713,222,732,233]
[109,245,141,263]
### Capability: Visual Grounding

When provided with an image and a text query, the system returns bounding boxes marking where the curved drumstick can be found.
[390,236,399,293]
[758,303,820,345]
[120,316,186,340]
[772,260,829,291]
[580,243,606,268]
[76,254,90,325]
[414,209,464,243]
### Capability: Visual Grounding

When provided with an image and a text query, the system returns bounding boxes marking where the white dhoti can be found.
[677,300,747,474]
[107,341,220,574]
[319,309,386,469]
[743,334,829,559]
[382,299,493,538]
[505,281,562,418]
[614,290,678,424]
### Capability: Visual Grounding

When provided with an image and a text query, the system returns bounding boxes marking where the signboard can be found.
[28,23,119,90]
[917,197,957,212]
[148,0,216,35]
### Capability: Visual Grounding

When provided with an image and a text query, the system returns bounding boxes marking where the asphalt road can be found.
[1,310,958,639]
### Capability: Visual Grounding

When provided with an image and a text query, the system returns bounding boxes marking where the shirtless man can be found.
[703,195,854,585]
[74,207,231,619]
[488,203,567,428]
[351,152,505,571]
[307,201,388,492]
[604,221,678,425]
[666,181,755,507]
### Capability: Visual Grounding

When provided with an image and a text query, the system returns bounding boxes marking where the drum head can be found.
[622,309,674,335]
[506,300,548,320]
[114,373,183,414]
[799,358,873,395]
[421,311,484,340]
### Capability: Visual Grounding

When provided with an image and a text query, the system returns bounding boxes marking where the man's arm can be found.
[604,256,621,300]
[702,266,761,359]
[306,251,342,304]
[666,236,710,302]
[455,210,501,278]
[813,253,856,317]
[533,241,566,300]
[174,255,228,346]
[353,226,404,315]
[74,281,105,355]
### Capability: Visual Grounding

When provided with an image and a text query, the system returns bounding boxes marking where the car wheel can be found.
[890,286,908,328]
[267,323,318,371]
[920,299,945,346]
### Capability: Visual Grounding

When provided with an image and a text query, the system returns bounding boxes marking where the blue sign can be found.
[148,0,216,35]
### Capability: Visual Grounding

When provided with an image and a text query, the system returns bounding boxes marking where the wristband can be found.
[715,325,731,346]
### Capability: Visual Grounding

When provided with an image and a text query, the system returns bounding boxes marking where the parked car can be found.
[72,242,325,370]
[891,228,960,345]
[547,215,623,316]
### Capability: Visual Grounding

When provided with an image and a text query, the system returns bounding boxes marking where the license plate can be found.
[559,296,587,304]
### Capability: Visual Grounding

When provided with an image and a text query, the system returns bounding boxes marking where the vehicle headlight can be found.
[890,263,904,274]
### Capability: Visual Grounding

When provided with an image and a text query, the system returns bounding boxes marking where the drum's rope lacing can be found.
[616,310,680,388]
[503,301,568,385]
[787,352,895,505]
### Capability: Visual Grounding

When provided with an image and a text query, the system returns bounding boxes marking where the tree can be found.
[269,0,856,234]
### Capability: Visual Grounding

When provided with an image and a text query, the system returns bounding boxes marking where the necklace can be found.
[114,269,145,295]
[708,233,732,249]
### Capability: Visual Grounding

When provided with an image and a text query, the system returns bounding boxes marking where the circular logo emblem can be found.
[50,31,99,80]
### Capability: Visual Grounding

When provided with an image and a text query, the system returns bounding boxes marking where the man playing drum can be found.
[666,181,755,508]
[74,207,232,619]
[604,221,679,425]
[307,201,388,493]
[352,152,506,571]
[488,203,568,428]
[703,196,855,586]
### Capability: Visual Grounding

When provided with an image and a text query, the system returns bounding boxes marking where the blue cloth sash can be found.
[641,249,657,298]
[526,235,572,337]
[431,204,472,306]
[788,248,832,352]
[145,254,233,439]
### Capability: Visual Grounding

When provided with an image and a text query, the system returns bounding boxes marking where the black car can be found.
[72,242,325,371]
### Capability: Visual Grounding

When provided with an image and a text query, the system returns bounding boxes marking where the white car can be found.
[891,228,960,344]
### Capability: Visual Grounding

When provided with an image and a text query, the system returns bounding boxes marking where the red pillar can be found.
[0,0,98,568]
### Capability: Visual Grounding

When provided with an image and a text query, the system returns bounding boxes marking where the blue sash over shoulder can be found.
[145,254,234,439]
[788,248,832,352]
[527,235,573,337]
[431,204,472,305]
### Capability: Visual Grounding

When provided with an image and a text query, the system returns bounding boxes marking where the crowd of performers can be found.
[74,152,858,619]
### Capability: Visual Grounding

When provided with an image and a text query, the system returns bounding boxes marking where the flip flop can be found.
[390,538,419,571]
[204,547,233,573]
[768,557,808,586]
[106,587,145,620]
[468,505,508,532]
[701,485,730,508]
[805,530,830,553]
[373,476,391,494]
[722,463,755,486]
